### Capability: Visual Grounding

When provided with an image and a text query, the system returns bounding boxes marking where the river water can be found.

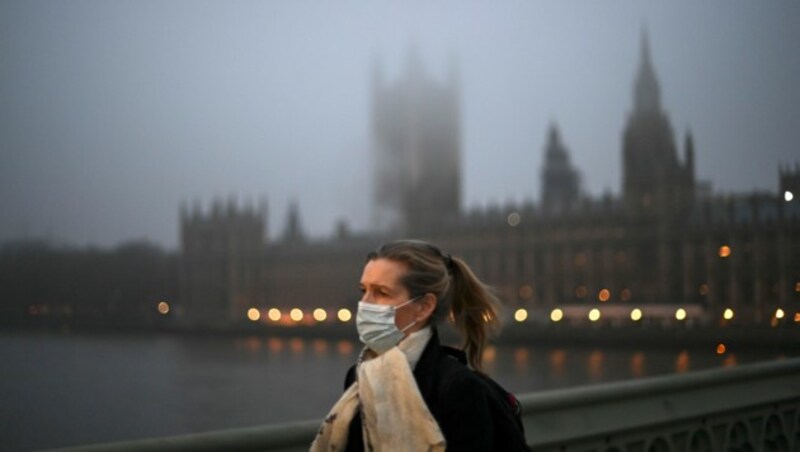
[0,331,793,451]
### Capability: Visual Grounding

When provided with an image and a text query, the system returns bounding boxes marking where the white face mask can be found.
[356,297,420,354]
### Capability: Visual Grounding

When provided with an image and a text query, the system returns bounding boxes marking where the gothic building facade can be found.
[178,35,800,329]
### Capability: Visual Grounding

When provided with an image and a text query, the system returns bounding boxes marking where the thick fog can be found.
[1,1,798,249]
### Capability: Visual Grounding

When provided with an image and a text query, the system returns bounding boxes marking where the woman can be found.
[311,240,527,451]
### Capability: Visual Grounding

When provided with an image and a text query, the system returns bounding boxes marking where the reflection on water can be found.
[483,345,497,364]
[0,332,793,452]
[513,347,529,376]
[587,350,604,382]
[549,348,566,380]
[630,351,645,378]
[676,350,690,373]
[223,336,781,389]
[312,339,328,355]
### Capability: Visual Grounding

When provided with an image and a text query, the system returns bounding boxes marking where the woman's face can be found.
[359,258,427,334]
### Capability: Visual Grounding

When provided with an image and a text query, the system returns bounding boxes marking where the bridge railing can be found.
[51,358,800,452]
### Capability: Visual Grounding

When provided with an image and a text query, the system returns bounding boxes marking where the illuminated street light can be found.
[290,308,304,322]
[267,308,281,321]
[514,308,528,322]
[675,308,687,321]
[338,308,352,322]
[785,190,794,202]
[313,308,327,322]
[630,308,642,321]
[598,289,610,302]
[247,308,261,322]
[775,308,785,319]
[550,308,563,322]
[723,308,734,320]
[588,308,601,322]
[718,245,731,258]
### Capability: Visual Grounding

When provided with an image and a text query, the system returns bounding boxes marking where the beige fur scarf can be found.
[310,344,445,451]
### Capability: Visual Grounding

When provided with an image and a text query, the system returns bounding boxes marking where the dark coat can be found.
[343,330,494,452]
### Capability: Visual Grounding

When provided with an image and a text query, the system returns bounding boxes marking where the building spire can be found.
[541,122,581,213]
[282,199,306,244]
[634,26,661,113]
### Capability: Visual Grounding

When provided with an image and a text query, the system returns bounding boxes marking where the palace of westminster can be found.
[178,33,800,330]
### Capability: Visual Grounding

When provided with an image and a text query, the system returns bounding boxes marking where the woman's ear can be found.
[416,293,438,323]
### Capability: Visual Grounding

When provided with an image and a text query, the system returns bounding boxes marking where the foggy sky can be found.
[1,1,799,249]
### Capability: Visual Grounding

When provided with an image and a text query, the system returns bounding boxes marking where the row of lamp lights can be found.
[155,302,798,325]
[246,307,353,323]
[513,307,798,323]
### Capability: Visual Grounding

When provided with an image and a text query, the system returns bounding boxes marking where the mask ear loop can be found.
[394,295,422,310]
[395,295,423,332]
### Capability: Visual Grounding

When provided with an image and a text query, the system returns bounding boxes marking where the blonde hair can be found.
[366,240,501,371]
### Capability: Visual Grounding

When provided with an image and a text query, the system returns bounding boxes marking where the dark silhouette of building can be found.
[623,30,694,221]
[371,48,461,234]
[541,123,582,214]
[174,34,800,329]
[179,199,266,327]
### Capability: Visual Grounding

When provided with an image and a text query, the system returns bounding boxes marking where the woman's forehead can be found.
[361,258,408,286]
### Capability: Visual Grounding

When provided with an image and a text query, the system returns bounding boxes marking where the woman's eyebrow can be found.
[363,282,393,293]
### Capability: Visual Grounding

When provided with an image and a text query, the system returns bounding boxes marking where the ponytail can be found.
[366,240,502,372]
[448,256,501,372]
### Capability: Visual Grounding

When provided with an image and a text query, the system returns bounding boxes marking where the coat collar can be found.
[412,328,468,406]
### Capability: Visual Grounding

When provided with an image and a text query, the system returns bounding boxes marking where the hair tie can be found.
[444,253,455,271]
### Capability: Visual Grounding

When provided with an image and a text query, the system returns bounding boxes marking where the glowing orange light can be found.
[676,351,690,373]
[795,282,800,293]
[157,301,170,315]
[716,343,726,355]
[598,289,611,302]
[794,312,800,323]
[247,308,260,322]
[718,245,731,258]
